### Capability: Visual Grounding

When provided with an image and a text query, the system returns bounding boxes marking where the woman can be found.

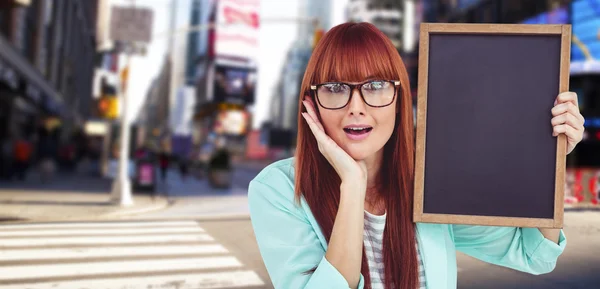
[248,22,584,289]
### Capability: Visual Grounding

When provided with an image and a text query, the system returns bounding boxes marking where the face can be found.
[316,80,398,161]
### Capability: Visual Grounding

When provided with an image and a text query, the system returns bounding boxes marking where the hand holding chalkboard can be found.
[551,92,585,154]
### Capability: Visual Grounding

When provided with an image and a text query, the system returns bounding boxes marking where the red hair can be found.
[295,22,417,289]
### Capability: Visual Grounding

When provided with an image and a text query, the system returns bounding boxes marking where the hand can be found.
[551,92,585,155]
[301,97,368,187]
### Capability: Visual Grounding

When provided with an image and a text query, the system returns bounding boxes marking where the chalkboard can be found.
[413,24,571,229]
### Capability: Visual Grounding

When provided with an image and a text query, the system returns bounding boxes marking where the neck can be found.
[363,149,385,214]
[362,148,383,197]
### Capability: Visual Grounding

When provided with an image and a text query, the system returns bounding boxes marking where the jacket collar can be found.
[416,222,449,289]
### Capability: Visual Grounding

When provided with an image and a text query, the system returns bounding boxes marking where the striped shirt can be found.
[364,210,427,289]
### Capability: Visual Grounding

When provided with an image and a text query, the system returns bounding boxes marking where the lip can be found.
[343,124,372,129]
[343,124,373,141]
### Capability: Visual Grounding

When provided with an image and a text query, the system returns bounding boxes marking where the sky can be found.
[112,0,349,127]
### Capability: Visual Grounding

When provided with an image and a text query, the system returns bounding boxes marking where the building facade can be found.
[188,0,259,156]
[348,0,404,49]
[0,0,98,146]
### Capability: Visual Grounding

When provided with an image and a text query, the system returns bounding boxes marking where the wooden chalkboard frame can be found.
[413,23,571,229]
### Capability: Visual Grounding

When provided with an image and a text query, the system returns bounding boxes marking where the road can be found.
[0,212,599,288]
[0,219,272,289]
[457,210,600,289]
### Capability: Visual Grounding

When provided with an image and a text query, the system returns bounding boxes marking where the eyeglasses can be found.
[310,80,400,110]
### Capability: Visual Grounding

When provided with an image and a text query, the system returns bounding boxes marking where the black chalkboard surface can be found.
[413,24,571,229]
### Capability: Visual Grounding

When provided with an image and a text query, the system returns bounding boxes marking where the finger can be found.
[302,112,329,143]
[551,112,583,128]
[552,102,586,124]
[302,99,324,131]
[553,124,582,142]
[555,92,578,107]
[551,102,583,121]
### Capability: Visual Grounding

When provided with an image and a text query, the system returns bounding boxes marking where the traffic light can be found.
[99,95,119,119]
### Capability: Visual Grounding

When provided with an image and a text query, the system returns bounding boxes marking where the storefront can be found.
[0,31,65,142]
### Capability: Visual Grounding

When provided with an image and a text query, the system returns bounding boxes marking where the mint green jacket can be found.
[248,158,567,289]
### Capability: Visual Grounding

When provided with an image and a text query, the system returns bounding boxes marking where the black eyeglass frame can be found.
[310,80,401,110]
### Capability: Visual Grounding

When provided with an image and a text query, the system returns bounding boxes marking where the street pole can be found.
[111,53,133,206]
[110,0,136,206]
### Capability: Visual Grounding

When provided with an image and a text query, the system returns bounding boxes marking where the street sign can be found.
[109,6,154,44]
[114,41,147,56]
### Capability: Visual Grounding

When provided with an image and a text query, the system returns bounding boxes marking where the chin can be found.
[344,144,375,161]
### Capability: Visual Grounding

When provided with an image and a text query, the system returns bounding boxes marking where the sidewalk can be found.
[127,169,253,221]
[0,171,169,223]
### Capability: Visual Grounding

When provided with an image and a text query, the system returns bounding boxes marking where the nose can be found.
[347,88,366,116]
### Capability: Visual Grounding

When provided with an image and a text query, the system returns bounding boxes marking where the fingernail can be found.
[554,98,557,106]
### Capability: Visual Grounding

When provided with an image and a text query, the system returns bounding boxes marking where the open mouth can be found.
[343,127,373,135]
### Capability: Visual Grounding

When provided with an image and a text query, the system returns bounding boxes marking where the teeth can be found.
[347,127,369,131]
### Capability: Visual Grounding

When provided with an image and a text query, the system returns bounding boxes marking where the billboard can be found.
[571,0,600,63]
[213,64,256,105]
[521,6,568,24]
[215,0,260,61]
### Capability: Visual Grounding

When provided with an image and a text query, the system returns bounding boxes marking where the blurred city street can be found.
[0,0,599,288]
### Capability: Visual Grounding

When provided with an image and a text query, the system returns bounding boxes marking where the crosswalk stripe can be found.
[0,244,229,262]
[0,256,243,281]
[0,234,214,247]
[0,221,200,230]
[0,227,205,237]
[0,220,266,288]
[0,270,265,289]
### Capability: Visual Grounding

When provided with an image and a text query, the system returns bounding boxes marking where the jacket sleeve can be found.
[248,178,364,289]
[450,225,567,275]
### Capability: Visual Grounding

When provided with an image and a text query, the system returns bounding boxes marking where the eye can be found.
[363,81,387,91]
[323,83,348,93]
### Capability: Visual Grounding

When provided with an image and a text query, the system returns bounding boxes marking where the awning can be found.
[0,34,65,116]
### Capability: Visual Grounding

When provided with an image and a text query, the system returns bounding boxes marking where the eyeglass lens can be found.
[317,81,395,109]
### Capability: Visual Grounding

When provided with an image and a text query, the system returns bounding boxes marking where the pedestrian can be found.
[247,22,585,289]
[158,151,169,182]
[13,136,32,181]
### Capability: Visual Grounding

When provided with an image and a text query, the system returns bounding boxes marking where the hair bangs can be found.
[312,24,399,84]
